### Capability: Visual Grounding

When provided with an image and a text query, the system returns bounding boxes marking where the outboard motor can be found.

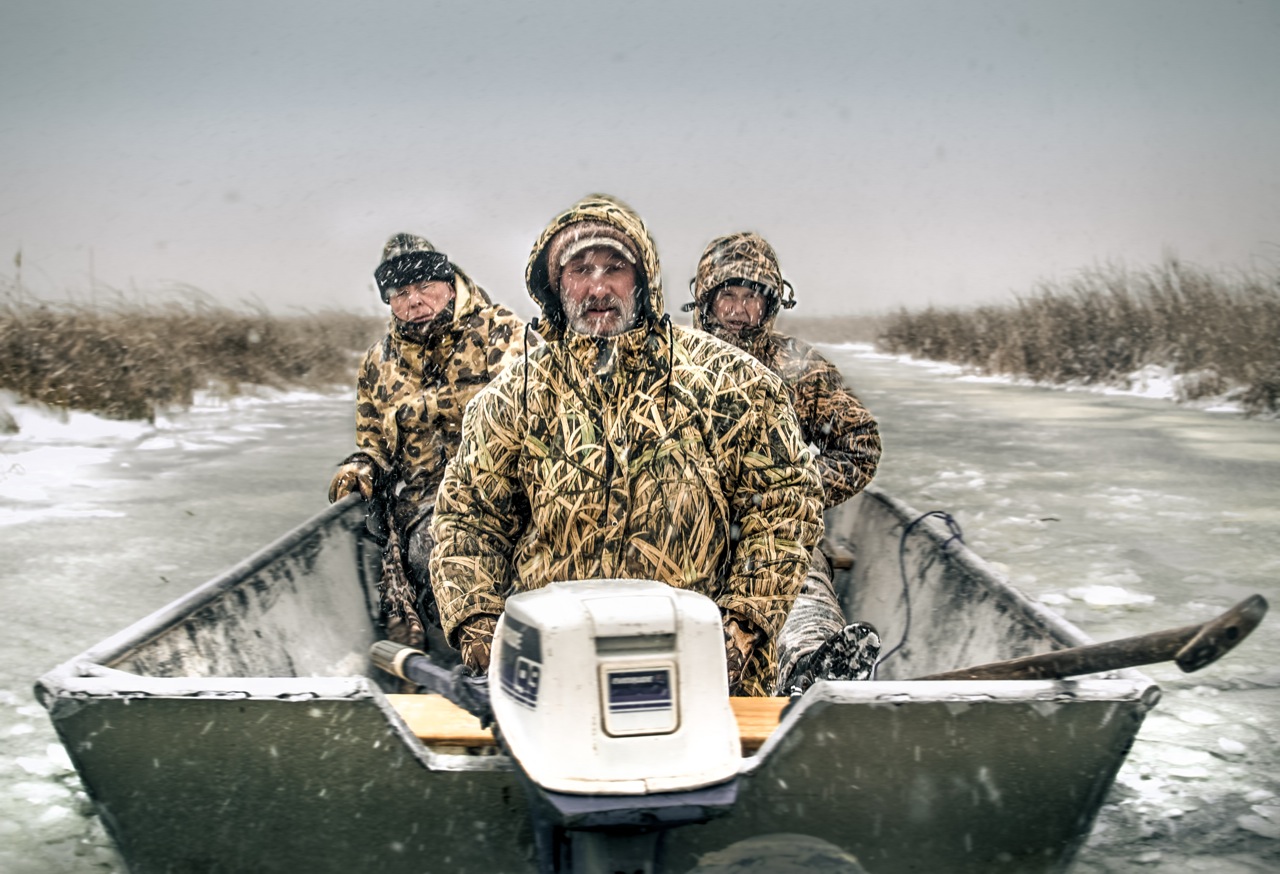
[373,579,743,874]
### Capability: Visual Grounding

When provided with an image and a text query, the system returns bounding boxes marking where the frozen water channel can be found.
[0,346,1277,873]
[837,347,1280,874]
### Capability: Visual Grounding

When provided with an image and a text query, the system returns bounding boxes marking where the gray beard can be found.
[563,293,638,338]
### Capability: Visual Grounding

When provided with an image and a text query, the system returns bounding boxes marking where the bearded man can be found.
[428,196,824,696]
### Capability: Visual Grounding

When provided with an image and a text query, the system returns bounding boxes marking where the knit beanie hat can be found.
[374,233,455,303]
[544,221,642,293]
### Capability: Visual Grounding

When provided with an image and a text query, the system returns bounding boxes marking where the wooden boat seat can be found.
[387,694,788,755]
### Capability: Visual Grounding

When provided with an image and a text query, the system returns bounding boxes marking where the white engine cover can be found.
[489,579,741,795]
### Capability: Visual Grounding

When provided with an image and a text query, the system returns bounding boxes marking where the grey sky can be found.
[2,0,1278,319]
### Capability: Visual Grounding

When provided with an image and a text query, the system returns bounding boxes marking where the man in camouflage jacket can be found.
[687,231,883,693]
[328,234,534,650]
[428,195,824,696]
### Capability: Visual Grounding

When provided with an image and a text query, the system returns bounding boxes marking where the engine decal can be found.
[606,668,673,713]
[498,615,542,709]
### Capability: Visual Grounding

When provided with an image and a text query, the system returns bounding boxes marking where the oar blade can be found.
[1174,594,1268,673]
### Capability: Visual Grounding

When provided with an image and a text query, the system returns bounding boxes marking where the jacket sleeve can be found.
[792,354,881,508]
[428,365,528,646]
[353,345,393,473]
[716,371,825,640]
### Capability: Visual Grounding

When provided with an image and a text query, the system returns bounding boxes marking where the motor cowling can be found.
[490,578,741,795]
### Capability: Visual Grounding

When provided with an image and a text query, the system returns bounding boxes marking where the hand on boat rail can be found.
[916,594,1268,681]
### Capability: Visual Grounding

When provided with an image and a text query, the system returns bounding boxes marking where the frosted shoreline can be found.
[834,342,1268,418]
[0,386,352,525]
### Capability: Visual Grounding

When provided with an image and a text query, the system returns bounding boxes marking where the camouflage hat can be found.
[374,233,455,304]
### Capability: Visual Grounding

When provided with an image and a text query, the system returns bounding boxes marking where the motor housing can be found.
[490,578,741,795]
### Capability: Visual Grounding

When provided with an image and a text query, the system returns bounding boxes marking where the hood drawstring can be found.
[522,318,540,417]
[658,313,674,418]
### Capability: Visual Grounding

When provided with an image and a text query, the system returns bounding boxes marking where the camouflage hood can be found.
[525,194,665,340]
[431,208,825,694]
[687,232,795,354]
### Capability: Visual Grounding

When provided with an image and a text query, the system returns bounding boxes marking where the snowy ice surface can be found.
[0,386,350,526]
[833,344,1252,414]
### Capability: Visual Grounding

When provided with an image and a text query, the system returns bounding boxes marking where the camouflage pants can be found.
[378,516,439,650]
[772,548,847,695]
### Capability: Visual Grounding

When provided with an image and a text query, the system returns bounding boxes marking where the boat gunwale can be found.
[856,486,1151,680]
[36,488,1155,700]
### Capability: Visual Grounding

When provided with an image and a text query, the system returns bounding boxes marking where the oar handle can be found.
[370,640,493,723]
[917,594,1268,681]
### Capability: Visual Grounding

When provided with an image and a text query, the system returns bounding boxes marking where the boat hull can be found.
[36,489,1158,873]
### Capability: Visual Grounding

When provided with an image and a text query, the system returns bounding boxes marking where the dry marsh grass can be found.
[777,313,889,345]
[873,259,1280,416]
[1,289,383,422]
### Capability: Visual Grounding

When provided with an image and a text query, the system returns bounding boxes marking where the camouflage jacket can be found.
[350,273,533,534]
[689,231,881,509]
[430,195,825,695]
[750,333,881,508]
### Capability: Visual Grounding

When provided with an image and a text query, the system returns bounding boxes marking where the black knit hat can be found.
[374,233,455,303]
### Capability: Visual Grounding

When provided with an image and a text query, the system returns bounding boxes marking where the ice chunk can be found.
[1158,746,1212,767]
[46,743,73,772]
[1176,709,1223,726]
[12,780,71,805]
[36,805,72,824]
[16,756,59,778]
[1067,584,1154,606]
[1237,814,1280,840]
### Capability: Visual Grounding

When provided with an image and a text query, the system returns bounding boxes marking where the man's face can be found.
[711,285,766,331]
[389,279,455,323]
[558,247,639,337]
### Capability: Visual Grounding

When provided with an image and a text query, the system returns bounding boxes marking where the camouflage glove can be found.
[328,459,376,503]
[457,614,500,676]
[724,614,765,693]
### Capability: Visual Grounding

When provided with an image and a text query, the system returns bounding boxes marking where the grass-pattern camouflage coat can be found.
[691,232,881,508]
[430,196,825,695]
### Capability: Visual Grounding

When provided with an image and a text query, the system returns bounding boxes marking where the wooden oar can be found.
[917,594,1268,681]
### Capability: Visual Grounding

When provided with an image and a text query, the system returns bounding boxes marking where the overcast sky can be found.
[2,0,1278,319]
